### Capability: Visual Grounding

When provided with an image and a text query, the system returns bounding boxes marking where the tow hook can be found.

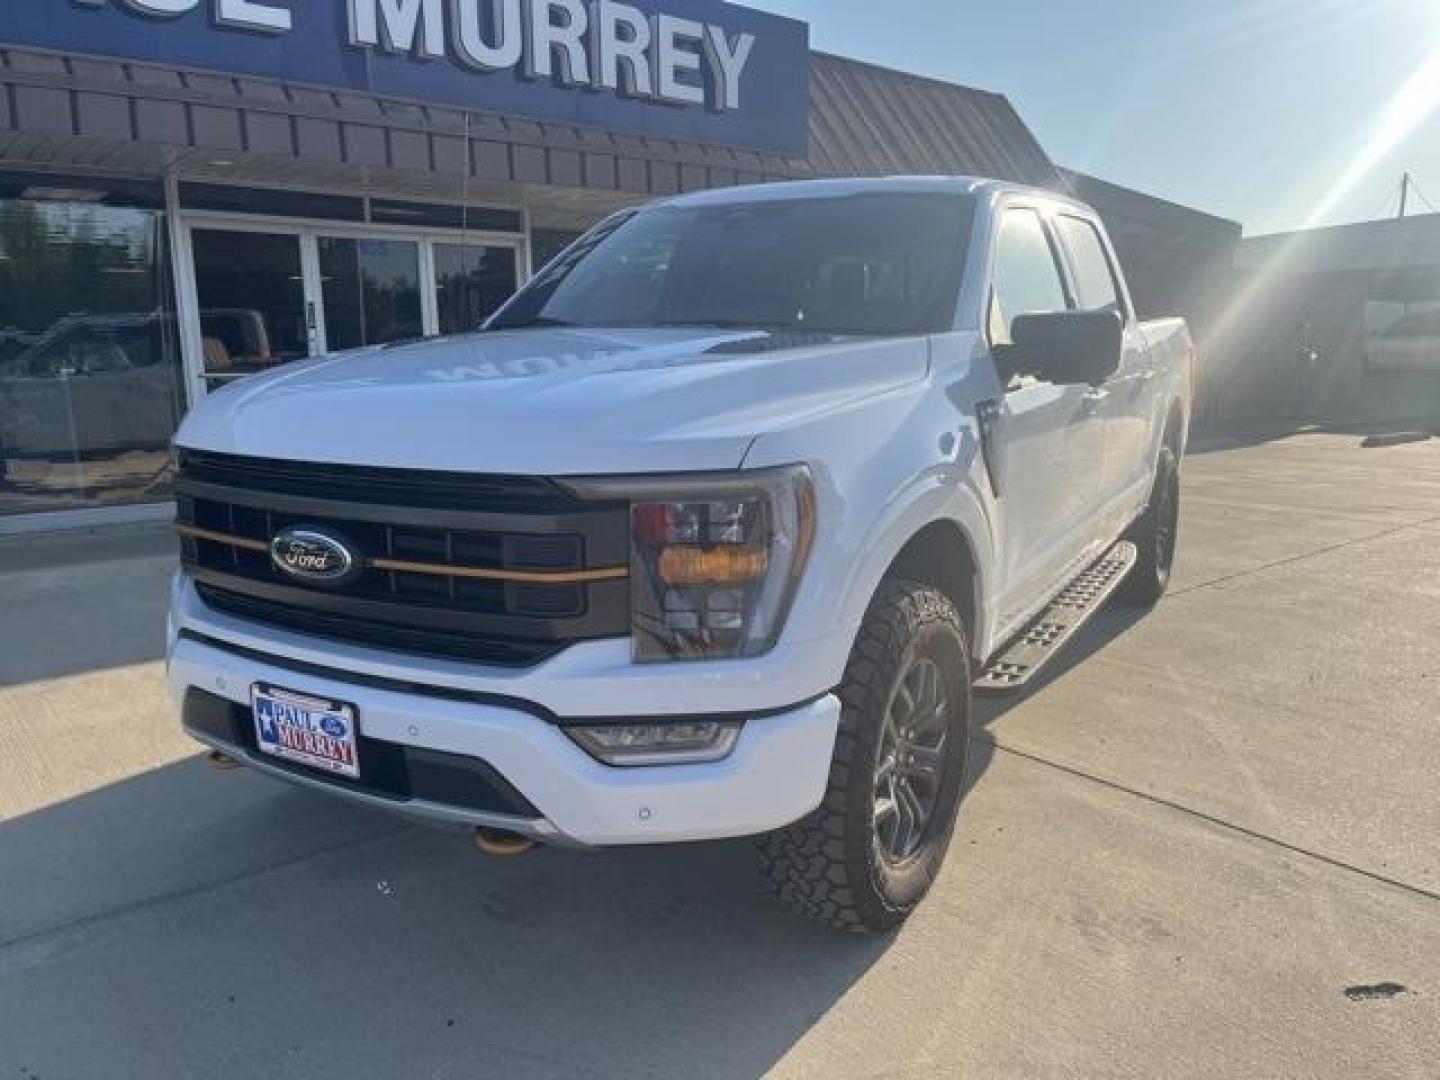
[474,827,539,857]
[206,749,242,770]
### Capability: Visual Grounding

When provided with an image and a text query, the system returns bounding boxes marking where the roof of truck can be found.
[659,175,1077,210]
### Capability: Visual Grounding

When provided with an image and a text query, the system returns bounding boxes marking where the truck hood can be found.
[176,327,930,474]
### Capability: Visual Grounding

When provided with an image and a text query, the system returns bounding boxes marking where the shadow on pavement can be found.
[0,751,892,1079]
[1188,419,1437,456]
[0,527,174,688]
[970,601,1150,735]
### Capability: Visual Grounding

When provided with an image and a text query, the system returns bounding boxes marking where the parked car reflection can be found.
[0,312,183,464]
[1366,309,1440,373]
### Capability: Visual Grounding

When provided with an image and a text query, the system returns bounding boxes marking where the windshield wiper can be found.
[487,315,577,330]
[653,318,802,333]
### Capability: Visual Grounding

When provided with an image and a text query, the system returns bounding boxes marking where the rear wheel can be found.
[1122,443,1180,605]
[756,581,971,933]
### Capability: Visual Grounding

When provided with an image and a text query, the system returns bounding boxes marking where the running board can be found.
[974,541,1137,694]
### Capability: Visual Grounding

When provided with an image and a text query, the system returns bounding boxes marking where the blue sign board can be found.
[8,0,810,154]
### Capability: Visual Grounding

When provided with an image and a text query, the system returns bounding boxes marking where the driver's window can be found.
[988,208,1068,348]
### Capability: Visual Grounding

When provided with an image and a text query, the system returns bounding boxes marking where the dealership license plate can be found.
[251,684,361,780]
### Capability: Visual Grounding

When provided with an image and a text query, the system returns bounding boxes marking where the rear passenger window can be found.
[1056,215,1123,315]
[988,209,1068,346]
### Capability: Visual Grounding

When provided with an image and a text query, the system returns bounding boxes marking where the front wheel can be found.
[1121,443,1180,605]
[756,581,971,933]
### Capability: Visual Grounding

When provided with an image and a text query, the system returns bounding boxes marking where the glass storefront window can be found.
[191,229,311,387]
[434,243,518,335]
[0,185,184,518]
[318,237,423,350]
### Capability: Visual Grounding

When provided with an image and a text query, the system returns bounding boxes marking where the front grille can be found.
[177,450,630,666]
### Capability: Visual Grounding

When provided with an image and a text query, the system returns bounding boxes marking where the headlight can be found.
[565,465,816,662]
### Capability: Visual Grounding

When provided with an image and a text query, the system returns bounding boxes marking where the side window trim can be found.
[1055,212,1130,323]
[984,202,1074,351]
[1039,210,1079,312]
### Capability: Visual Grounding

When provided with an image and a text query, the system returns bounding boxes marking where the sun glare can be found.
[1209,36,1440,363]
[1300,39,1440,229]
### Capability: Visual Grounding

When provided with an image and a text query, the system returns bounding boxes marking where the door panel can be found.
[987,205,1109,622]
[1108,327,1159,500]
[997,379,1104,622]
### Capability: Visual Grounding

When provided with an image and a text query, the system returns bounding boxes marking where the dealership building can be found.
[1221,213,1440,426]
[0,0,1235,531]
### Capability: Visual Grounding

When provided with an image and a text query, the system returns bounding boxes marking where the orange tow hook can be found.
[474,828,538,857]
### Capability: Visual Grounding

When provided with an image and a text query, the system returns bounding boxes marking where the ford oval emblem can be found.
[319,714,349,739]
[270,526,360,586]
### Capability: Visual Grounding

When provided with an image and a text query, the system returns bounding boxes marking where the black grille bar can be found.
[177,449,581,513]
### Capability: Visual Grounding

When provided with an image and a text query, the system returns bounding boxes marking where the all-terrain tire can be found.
[1121,443,1180,605]
[756,580,971,933]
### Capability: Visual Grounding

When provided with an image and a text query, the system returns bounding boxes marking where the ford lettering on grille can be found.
[270,527,360,586]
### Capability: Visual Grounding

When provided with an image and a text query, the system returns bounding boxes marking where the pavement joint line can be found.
[0,825,410,959]
[1180,495,1434,528]
[1181,476,1440,508]
[973,734,1440,906]
[1071,654,1424,732]
[1163,512,1440,599]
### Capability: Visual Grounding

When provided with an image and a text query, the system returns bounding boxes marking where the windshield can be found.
[490,192,975,336]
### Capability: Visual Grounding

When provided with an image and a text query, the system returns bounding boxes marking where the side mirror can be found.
[1009,309,1123,386]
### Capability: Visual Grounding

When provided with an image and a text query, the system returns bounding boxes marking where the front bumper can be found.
[167,631,840,847]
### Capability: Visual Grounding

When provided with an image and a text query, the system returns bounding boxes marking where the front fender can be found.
[746,374,1000,684]
[834,472,997,662]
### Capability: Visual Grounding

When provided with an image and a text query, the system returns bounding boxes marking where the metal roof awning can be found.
[0,44,1057,206]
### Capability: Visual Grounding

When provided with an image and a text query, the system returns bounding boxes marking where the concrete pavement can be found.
[1,431,1437,1078]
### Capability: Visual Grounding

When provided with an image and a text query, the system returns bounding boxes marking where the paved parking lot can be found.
[2,430,1438,1079]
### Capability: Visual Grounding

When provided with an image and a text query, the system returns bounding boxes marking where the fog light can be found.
[566,720,742,766]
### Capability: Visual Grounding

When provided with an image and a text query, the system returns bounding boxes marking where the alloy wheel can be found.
[873,656,949,863]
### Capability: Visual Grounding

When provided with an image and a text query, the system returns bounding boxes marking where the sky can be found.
[746,0,1440,237]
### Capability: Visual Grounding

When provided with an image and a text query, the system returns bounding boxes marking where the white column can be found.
[164,171,209,407]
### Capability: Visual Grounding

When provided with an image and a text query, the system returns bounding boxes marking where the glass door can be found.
[181,220,524,400]
[190,227,313,390]
[433,242,520,335]
[316,235,424,350]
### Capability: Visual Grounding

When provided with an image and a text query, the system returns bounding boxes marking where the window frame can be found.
[1053,211,1131,324]
[983,201,1076,352]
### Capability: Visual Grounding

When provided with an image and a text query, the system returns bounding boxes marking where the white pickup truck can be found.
[168,177,1192,931]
